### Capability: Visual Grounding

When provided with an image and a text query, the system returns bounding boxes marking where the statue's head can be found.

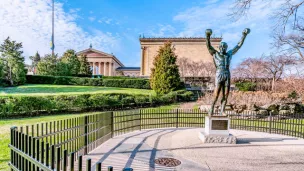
[219,42,228,53]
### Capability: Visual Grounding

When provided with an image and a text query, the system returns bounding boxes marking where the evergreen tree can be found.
[150,42,181,95]
[36,54,58,76]
[0,58,5,86]
[29,51,41,74]
[0,37,26,86]
[78,54,92,76]
[61,49,80,76]
[29,51,41,67]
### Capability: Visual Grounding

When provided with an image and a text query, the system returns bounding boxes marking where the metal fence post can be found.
[111,112,114,138]
[86,158,91,171]
[10,126,17,169]
[139,110,142,131]
[96,162,101,171]
[70,152,75,171]
[56,147,61,171]
[269,111,272,134]
[84,115,89,155]
[176,109,179,128]
[78,155,83,171]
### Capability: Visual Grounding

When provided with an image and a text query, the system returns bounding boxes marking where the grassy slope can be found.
[0,84,154,96]
[0,104,179,170]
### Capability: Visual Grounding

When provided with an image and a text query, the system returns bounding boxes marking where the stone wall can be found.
[140,38,221,76]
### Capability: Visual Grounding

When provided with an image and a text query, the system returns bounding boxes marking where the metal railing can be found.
[9,112,128,171]
[9,109,304,170]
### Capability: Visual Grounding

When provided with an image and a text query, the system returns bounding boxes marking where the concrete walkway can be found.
[84,128,304,171]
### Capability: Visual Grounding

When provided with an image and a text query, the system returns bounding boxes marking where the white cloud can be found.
[203,0,220,5]
[0,0,120,64]
[147,24,176,37]
[88,16,96,22]
[173,0,284,41]
[98,17,116,25]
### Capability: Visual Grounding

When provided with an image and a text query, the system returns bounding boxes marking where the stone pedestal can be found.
[199,116,237,144]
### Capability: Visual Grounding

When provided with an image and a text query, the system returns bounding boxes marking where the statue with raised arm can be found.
[206,28,250,116]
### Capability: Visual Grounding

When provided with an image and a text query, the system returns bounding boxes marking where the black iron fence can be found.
[9,109,304,170]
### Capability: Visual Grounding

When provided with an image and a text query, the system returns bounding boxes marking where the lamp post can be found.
[52,0,55,56]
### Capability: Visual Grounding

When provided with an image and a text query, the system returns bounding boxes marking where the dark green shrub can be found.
[121,96,135,106]
[103,76,143,79]
[103,79,150,89]
[0,90,194,118]
[0,79,10,87]
[26,75,103,86]
[288,91,298,99]
[26,75,148,88]
[235,81,257,91]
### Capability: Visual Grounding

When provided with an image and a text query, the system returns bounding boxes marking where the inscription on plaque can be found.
[211,120,228,130]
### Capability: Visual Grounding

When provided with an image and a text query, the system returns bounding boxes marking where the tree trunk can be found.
[9,65,13,86]
[271,77,275,91]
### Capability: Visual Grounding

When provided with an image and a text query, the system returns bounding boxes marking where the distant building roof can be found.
[116,67,140,71]
[76,48,124,67]
[139,37,222,42]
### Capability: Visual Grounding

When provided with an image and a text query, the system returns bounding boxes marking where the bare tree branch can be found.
[229,0,304,32]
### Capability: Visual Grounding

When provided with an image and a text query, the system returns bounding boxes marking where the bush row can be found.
[26,75,150,89]
[103,79,150,89]
[0,90,193,118]
[26,75,103,86]
[235,81,257,91]
[0,79,9,87]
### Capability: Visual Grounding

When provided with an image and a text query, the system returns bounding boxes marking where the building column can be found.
[95,62,98,75]
[104,62,108,76]
[109,62,113,76]
[140,47,145,76]
[99,62,102,75]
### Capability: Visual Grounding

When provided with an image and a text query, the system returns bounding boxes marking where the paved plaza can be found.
[84,128,304,171]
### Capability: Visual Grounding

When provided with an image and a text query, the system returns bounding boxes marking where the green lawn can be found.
[0,112,101,170]
[0,84,154,96]
[0,104,179,170]
[2,105,302,170]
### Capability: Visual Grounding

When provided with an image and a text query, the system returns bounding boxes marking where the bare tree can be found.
[202,62,216,77]
[177,57,216,77]
[272,18,304,60]
[177,57,188,77]
[262,54,296,91]
[232,57,268,79]
[229,0,304,31]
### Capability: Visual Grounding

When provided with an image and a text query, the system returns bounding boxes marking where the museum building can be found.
[76,37,221,77]
[76,47,140,77]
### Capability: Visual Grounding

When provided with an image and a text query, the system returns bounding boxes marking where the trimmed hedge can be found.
[26,75,151,89]
[0,79,9,87]
[26,75,103,86]
[0,90,193,118]
[103,79,150,89]
[103,76,145,79]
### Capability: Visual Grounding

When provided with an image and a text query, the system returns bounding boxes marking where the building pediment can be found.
[77,48,113,58]
[76,48,124,67]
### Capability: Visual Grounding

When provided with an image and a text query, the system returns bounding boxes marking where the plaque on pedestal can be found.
[199,116,237,144]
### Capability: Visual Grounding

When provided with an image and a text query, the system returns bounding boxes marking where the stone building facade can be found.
[76,47,140,77]
[116,67,140,77]
[139,37,222,76]
[77,48,123,76]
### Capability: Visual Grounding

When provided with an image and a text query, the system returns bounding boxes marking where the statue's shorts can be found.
[215,69,230,87]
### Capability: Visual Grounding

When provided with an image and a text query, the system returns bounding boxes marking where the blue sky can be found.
[0,0,285,67]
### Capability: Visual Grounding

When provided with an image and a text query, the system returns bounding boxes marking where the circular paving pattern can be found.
[154,158,181,167]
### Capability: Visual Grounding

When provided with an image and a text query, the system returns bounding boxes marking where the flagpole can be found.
[52,0,55,56]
